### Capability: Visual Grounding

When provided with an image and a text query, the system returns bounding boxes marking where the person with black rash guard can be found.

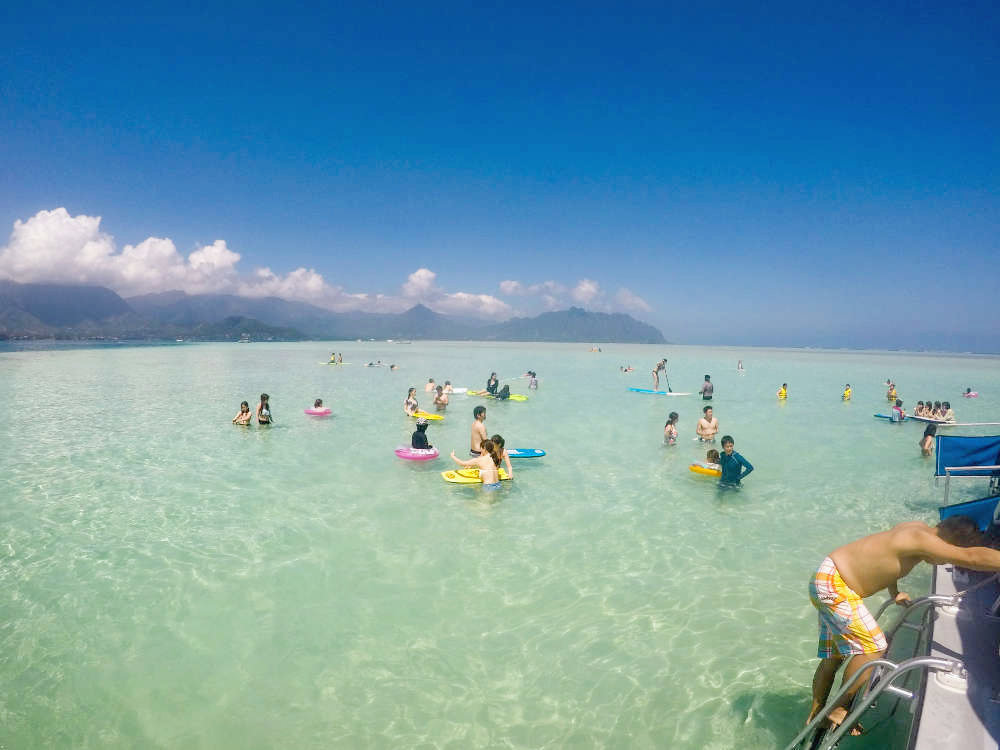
[486,373,499,396]
[718,435,753,486]
[411,417,432,449]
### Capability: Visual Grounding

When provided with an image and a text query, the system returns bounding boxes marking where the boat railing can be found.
[940,465,1000,504]
[784,577,998,750]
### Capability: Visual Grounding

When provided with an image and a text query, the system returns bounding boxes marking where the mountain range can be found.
[0,281,666,343]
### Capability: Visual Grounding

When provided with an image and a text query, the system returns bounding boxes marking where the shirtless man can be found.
[806,516,1000,732]
[696,406,718,442]
[425,378,436,393]
[434,385,448,411]
[470,405,487,454]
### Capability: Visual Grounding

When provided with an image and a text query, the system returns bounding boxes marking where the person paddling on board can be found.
[470,405,487,454]
[805,516,1000,736]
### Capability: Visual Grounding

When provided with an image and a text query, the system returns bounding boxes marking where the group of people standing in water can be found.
[232,393,273,425]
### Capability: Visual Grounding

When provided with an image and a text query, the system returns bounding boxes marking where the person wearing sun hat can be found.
[411,416,432,450]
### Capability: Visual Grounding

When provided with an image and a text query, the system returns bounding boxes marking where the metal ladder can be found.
[782,577,997,750]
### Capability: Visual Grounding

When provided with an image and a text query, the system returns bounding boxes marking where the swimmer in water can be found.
[663,411,679,445]
[434,385,448,411]
[256,393,273,424]
[313,398,324,409]
[718,435,753,487]
[696,405,719,442]
[443,381,453,394]
[777,383,788,400]
[411,417,432,449]
[490,434,515,479]
[404,388,418,416]
[920,424,936,456]
[470,405,487,454]
[233,400,252,424]
[425,378,436,393]
[842,384,852,401]
[450,440,501,489]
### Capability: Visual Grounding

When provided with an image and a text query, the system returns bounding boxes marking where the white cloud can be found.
[499,279,524,295]
[0,208,642,322]
[615,287,652,313]
[402,267,437,298]
[571,278,601,304]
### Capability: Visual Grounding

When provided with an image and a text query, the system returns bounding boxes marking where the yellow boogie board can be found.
[412,411,444,421]
[689,462,721,478]
[442,467,511,484]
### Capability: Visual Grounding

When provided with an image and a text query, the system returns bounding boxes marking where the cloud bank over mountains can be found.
[0,208,652,319]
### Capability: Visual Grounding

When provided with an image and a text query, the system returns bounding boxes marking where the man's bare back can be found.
[831,520,1000,598]
[470,420,487,453]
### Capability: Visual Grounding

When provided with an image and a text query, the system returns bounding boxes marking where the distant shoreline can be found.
[2,339,997,357]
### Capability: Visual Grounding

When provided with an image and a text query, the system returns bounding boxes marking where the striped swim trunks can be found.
[809,556,887,658]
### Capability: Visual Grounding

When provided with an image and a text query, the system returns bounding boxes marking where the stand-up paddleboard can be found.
[873,413,909,421]
[628,388,692,396]
[442,467,512,483]
[412,411,444,421]
[507,448,545,458]
[319,361,352,365]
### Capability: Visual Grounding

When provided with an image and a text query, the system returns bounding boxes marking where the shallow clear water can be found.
[1,342,998,749]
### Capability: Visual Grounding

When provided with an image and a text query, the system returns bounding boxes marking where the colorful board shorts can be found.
[809,557,887,658]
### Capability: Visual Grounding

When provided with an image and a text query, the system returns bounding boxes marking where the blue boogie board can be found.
[507,448,546,458]
[874,413,908,421]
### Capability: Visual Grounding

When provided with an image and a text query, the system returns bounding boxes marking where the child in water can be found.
[706,448,721,470]
[920,424,936,456]
[256,393,273,424]
[314,398,323,409]
[663,411,679,445]
[233,401,252,425]
[411,417,432,449]
[450,439,501,490]
[777,383,788,399]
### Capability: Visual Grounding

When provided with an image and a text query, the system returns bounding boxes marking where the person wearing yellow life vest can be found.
[842,384,852,401]
[777,383,788,400]
[886,384,897,401]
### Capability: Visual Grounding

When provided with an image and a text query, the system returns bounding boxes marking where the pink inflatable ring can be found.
[395,446,440,461]
[304,407,332,416]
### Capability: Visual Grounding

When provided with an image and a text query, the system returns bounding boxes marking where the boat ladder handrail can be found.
[784,578,998,750]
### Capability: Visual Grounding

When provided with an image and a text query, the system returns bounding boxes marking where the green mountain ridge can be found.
[0,282,667,344]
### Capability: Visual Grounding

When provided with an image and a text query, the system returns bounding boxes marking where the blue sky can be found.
[1,1,998,349]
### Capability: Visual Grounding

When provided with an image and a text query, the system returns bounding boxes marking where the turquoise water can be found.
[2,342,998,749]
